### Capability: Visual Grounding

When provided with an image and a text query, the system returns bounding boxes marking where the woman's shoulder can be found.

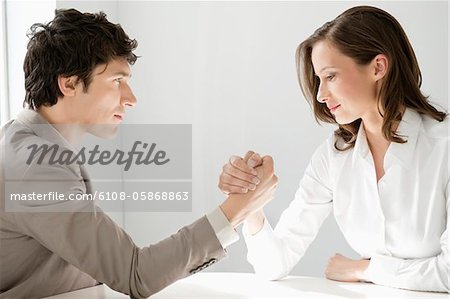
[420,112,449,141]
[311,131,352,163]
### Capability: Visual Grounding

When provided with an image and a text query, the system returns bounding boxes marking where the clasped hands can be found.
[218,151,370,283]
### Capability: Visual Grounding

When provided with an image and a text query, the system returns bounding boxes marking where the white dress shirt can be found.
[243,108,449,292]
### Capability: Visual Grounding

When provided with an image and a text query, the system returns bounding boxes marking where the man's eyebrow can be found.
[111,71,132,78]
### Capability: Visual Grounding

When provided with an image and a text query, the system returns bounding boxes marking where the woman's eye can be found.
[114,78,122,83]
[326,74,335,81]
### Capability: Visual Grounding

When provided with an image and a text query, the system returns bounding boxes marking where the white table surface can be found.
[44,272,448,299]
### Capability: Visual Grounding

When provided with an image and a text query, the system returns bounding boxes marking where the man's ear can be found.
[372,54,388,81]
[57,75,80,97]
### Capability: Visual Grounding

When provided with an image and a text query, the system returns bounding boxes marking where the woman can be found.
[218,6,448,292]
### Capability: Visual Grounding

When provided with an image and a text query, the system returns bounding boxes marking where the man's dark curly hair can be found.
[23,8,138,110]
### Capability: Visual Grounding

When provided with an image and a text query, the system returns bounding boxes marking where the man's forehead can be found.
[94,59,132,76]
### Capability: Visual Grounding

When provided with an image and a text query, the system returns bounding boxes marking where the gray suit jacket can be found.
[0,109,226,298]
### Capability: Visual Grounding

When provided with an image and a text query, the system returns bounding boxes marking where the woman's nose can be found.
[316,83,329,103]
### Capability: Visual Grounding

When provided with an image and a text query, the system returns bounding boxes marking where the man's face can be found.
[73,58,136,137]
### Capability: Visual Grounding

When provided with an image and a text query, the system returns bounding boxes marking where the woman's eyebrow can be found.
[319,66,336,73]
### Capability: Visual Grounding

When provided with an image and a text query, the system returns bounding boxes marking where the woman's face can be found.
[311,40,380,125]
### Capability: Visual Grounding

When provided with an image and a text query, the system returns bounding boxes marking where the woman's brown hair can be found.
[296,5,447,151]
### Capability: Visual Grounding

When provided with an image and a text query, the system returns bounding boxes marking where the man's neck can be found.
[37,106,86,145]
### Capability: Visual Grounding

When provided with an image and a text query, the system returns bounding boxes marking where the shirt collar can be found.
[352,121,370,166]
[352,108,421,169]
[388,108,421,169]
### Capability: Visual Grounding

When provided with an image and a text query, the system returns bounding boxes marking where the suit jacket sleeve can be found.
[6,153,226,298]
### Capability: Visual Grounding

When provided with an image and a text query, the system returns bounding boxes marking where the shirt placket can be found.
[364,152,391,256]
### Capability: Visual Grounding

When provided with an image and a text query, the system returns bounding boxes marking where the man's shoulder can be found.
[1,119,91,213]
[2,118,42,149]
[1,119,82,180]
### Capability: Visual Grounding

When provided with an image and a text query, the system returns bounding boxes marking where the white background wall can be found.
[3,0,56,123]
[0,0,8,125]
[3,0,448,277]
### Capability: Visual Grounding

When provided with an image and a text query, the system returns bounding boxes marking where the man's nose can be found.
[121,83,137,107]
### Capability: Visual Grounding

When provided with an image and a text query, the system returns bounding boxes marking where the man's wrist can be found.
[219,202,239,228]
[219,198,246,228]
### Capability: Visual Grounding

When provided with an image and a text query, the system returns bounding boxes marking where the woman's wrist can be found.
[355,259,370,281]
[245,210,265,235]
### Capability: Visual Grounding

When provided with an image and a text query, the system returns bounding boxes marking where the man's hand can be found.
[218,151,263,195]
[219,155,277,228]
[325,253,370,282]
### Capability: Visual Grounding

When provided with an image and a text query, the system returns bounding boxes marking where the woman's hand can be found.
[218,151,263,194]
[220,155,277,228]
[325,253,370,282]
[218,151,272,231]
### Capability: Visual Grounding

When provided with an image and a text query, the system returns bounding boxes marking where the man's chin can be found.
[87,124,119,139]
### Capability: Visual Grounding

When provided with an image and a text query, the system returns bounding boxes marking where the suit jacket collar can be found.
[16,109,77,153]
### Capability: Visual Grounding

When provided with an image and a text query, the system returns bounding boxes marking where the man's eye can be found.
[114,78,122,83]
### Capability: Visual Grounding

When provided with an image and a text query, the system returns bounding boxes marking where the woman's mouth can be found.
[329,104,341,113]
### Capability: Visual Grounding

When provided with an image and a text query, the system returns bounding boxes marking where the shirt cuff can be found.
[363,254,401,283]
[206,207,239,248]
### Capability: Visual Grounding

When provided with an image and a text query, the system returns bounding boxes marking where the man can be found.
[0,9,277,298]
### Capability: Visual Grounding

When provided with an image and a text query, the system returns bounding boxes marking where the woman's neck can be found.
[361,108,402,153]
